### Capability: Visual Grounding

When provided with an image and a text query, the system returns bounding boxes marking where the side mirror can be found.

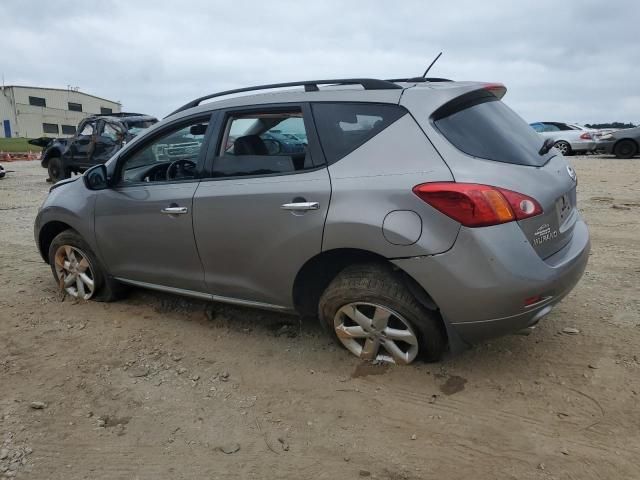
[190,124,207,136]
[83,164,109,190]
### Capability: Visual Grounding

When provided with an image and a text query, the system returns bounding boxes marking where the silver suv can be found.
[34,77,590,364]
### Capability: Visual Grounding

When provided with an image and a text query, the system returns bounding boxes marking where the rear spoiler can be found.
[432,83,507,121]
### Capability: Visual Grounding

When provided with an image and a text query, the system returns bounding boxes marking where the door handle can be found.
[280,201,320,211]
[161,206,188,215]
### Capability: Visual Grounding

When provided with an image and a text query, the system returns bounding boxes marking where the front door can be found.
[193,105,331,308]
[66,119,97,168]
[94,115,213,292]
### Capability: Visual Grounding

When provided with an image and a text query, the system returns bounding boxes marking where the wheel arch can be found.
[41,147,62,168]
[292,247,447,339]
[38,221,74,263]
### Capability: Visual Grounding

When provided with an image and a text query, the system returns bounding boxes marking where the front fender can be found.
[34,179,99,264]
[41,147,62,168]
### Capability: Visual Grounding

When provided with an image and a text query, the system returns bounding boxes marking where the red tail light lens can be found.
[412,183,543,227]
[579,132,592,140]
[483,83,507,99]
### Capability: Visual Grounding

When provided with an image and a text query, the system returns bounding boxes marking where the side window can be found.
[102,122,123,141]
[530,123,544,133]
[79,122,95,136]
[212,109,311,178]
[312,103,406,164]
[542,124,560,132]
[118,120,209,184]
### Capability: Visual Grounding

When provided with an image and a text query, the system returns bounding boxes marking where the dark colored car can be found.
[30,113,157,182]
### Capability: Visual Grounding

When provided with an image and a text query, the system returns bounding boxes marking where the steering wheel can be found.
[166,159,197,180]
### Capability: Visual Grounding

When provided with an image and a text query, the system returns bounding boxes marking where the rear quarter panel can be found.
[323,114,460,257]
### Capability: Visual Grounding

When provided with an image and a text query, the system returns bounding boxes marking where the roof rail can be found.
[167,78,402,117]
[386,77,452,83]
[89,112,147,118]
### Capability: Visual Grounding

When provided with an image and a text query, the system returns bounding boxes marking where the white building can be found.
[0,85,121,139]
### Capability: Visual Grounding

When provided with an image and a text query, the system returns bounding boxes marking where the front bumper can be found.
[594,140,615,154]
[393,218,590,346]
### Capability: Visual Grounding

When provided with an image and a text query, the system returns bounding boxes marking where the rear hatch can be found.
[417,86,578,259]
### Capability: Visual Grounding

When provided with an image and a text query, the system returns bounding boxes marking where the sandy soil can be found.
[1,157,639,479]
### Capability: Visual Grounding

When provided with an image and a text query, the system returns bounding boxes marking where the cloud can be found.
[1,0,638,123]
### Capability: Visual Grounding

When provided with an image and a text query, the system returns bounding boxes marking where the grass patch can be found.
[0,137,40,153]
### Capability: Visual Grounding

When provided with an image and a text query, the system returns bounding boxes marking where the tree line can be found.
[584,122,636,129]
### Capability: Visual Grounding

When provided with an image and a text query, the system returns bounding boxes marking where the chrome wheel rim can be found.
[555,141,569,155]
[333,302,419,364]
[54,245,95,300]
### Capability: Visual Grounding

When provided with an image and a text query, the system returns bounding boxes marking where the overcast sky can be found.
[1,0,638,123]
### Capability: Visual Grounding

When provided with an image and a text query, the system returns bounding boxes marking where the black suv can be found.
[30,113,157,182]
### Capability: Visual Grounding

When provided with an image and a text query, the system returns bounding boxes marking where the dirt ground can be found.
[1,157,639,479]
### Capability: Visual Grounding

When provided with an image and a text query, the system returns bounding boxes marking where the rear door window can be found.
[433,94,554,167]
[312,103,406,164]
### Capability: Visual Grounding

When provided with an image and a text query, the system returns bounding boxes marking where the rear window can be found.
[434,94,554,166]
[312,103,406,164]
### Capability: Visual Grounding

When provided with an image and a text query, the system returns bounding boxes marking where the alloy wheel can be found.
[333,302,419,364]
[555,141,570,155]
[54,245,96,300]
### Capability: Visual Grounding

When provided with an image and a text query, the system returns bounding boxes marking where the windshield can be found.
[434,95,555,167]
[125,119,157,136]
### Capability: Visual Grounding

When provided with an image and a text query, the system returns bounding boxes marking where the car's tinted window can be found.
[312,103,406,164]
[212,109,312,178]
[542,123,561,132]
[434,96,554,167]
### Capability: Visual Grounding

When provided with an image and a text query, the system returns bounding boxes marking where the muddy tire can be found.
[47,156,69,183]
[48,229,123,302]
[613,139,638,159]
[318,263,445,363]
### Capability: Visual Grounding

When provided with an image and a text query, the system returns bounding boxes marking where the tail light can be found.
[412,183,543,227]
[579,132,592,140]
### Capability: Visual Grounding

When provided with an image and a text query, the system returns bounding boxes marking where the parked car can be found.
[34,77,590,364]
[529,121,596,155]
[29,113,157,183]
[596,126,640,158]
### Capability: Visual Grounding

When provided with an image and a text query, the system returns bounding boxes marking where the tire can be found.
[318,263,445,364]
[47,156,70,183]
[613,139,638,159]
[554,140,572,156]
[48,229,123,302]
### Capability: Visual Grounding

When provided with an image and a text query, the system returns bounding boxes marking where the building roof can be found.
[2,85,121,105]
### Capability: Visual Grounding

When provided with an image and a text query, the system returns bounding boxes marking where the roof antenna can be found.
[422,52,443,78]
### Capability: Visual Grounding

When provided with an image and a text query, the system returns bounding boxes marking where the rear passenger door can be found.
[193,104,330,308]
[92,120,125,164]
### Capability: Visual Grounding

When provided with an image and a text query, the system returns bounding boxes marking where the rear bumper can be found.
[392,217,590,346]
[569,140,596,152]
